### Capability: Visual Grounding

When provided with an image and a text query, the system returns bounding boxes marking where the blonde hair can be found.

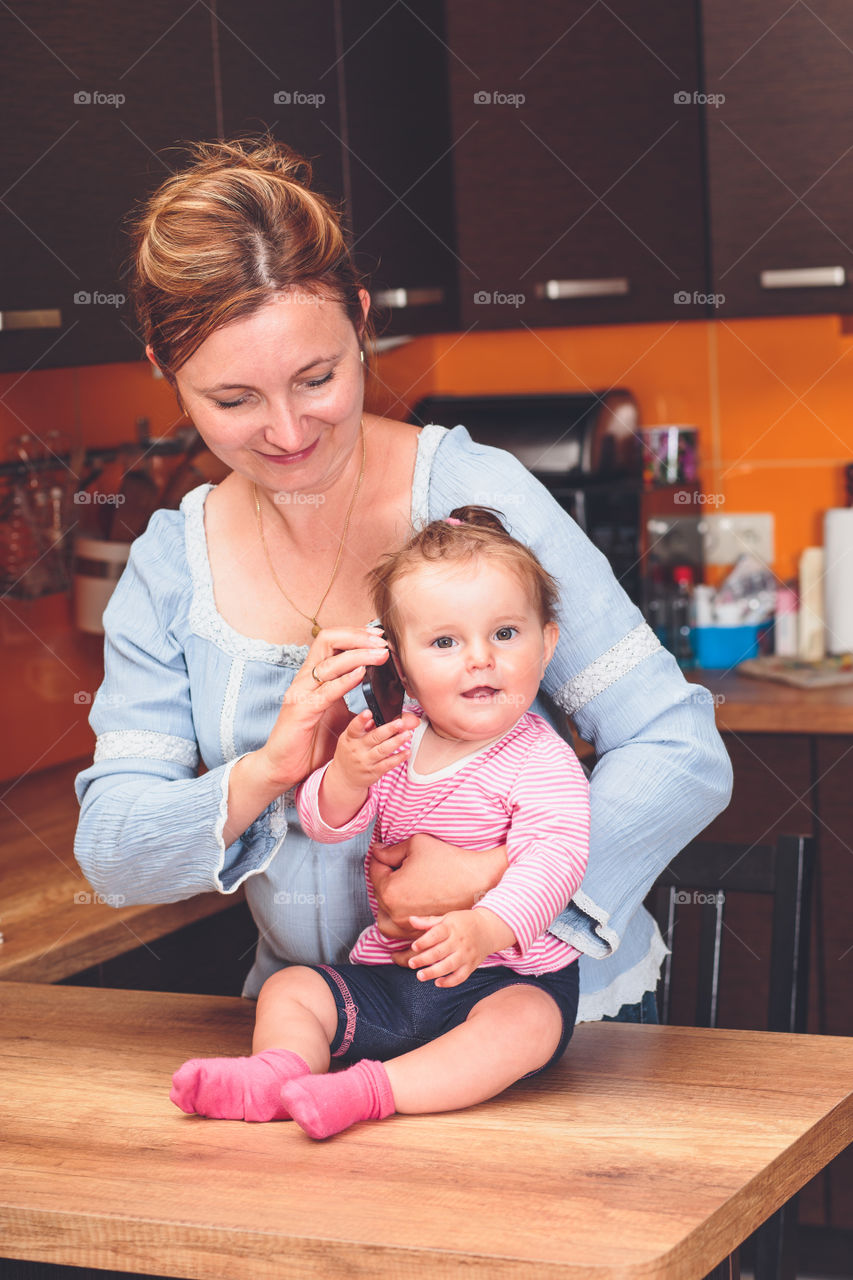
[370,506,559,654]
[127,136,374,381]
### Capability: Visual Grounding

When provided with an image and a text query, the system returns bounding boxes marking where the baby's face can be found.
[392,558,558,745]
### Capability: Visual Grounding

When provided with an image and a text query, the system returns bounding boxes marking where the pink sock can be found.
[170,1048,310,1121]
[280,1059,395,1139]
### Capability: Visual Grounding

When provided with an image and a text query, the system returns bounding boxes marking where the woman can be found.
[74,137,732,1022]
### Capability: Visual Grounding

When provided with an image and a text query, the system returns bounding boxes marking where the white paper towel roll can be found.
[824,508,853,654]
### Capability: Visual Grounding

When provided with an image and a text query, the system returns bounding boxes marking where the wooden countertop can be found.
[3,983,852,1280]
[687,669,853,734]
[0,757,241,981]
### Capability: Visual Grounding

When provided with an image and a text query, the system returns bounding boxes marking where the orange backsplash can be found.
[2,312,852,780]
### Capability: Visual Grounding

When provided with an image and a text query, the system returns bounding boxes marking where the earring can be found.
[359,349,365,364]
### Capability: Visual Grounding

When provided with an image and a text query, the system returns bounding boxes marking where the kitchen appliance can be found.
[409,391,644,601]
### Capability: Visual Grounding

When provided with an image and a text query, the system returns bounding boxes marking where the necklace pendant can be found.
[311,621,321,638]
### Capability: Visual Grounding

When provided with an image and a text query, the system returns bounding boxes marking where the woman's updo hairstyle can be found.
[128,136,374,382]
[370,506,560,655]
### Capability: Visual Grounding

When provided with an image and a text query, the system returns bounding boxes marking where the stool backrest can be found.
[649,834,814,1032]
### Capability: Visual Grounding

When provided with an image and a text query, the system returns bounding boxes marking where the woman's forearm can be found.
[75,765,263,904]
[371,836,508,935]
[223,749,299,849]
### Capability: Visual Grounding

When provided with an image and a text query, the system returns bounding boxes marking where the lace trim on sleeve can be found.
[576,926,669,1023]
[93,729,199,768]
[411,423,448,527]
[554,622,662,716]
[181,486,308,668]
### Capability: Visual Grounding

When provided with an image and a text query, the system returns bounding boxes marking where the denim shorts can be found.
[311,960,580,1077]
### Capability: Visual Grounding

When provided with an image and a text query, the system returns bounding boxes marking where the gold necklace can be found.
[253,420,366,637]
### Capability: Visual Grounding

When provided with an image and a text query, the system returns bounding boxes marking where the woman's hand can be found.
[223,627,388,847]
[263,627,391,789]
[369,833,508,945]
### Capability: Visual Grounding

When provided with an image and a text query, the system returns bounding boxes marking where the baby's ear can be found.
[390,649,412,694]
[543,621,560,668]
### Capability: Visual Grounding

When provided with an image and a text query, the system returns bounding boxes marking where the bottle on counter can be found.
[642,564,669,647]
[692,583,715,629]
[670,564,695,669]
[774,585,799,658]
[798,547,825,662]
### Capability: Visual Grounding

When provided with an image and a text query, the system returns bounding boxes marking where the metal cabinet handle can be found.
[373,287,445,309]
[535,278,630,300]
[0,308,62,331]
[760,267,846,290]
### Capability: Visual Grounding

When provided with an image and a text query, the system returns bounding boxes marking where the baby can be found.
[171,506,590,1137]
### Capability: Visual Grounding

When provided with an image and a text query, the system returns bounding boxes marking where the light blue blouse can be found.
[74,425,732,1020]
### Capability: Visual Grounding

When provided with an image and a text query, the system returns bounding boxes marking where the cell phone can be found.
[362,655,406,726]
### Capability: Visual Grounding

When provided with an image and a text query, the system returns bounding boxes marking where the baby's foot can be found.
[170,1048,310,1121]
[281,1059,395,1139]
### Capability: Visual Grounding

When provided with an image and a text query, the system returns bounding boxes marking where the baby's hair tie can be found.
[445,516,464,526]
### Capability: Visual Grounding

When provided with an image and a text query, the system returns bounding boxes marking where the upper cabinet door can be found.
[445,0,708,330]
[0,1,217,373]
[218,0,458,339]
[704,1,853,317]
[338,0,458,337]
[216,0,344,205]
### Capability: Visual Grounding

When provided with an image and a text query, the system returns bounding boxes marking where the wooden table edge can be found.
[0,889,247,984]
[3,992,853,1280]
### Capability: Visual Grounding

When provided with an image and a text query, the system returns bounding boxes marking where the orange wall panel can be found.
[2,312,852,779]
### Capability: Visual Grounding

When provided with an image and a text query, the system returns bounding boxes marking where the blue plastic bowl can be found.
[692,624,768,669]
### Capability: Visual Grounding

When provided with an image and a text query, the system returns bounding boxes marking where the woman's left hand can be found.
[369,834,509,942]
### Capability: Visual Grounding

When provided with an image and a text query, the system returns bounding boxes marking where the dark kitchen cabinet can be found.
[337,1,458,337]
[0,1,457,372]
[7,1,853,374]
[0,1,217,372]
[702,0,853,317]
[218,0,458,339]
[444,0,709,330]
[216,0,344,207]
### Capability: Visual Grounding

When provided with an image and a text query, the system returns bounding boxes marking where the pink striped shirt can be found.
[296,711,590,976]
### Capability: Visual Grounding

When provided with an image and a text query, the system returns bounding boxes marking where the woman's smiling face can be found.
[173,289,368,495]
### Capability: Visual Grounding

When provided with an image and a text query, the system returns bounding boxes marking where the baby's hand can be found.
[331,709,419,792]
[406,909,514,988]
